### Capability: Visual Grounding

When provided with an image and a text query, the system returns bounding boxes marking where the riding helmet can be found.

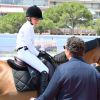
[26,5,43,19]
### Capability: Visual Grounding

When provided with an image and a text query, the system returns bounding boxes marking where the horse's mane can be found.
[85,38,100,53]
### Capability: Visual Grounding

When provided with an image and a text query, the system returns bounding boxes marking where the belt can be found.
[17,46,28,51]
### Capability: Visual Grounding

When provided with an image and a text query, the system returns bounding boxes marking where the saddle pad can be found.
[12,69,37,92]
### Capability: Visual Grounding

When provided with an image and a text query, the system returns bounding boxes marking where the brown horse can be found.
[0,38,100,100]
[0,52,57,100]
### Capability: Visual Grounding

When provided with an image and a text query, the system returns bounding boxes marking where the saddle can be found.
[7,52,56,92]
[7,56,40,92]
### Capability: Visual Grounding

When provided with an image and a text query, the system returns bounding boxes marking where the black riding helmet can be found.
[26,5,43,20]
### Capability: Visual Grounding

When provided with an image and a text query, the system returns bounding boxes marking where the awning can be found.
[0,7,24,13]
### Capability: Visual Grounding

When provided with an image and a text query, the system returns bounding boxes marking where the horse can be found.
[0,38,100,100]
[0,51,57,100]
[54,38,100,66]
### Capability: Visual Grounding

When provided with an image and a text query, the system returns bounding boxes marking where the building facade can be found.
[0,0,49,6]
[50,0,100,18]
[0,0,100,18]
[0,0,49,14]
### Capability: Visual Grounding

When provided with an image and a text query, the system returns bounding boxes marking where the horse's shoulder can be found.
[0,60,7,65]
[0,60,11,71]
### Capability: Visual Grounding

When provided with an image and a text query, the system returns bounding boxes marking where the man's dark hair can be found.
[65,36,85,56]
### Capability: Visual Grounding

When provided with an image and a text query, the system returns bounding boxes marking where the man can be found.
[31,36,98,100]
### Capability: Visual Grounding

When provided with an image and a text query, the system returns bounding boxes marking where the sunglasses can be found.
[63,45,67,49]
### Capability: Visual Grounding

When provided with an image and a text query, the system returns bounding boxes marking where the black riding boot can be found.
[39,71,49,95]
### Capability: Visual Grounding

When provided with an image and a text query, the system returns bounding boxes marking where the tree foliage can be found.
[0,13,25,33]
[0,2,93,34]
[35,18,56,34]
[37,2,93,34]
[92,19,100,35]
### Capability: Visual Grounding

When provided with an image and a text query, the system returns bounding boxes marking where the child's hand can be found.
[30,97,36,100]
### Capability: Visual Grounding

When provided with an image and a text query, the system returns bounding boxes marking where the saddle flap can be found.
[7,59,40,92]
[12,69,39,92]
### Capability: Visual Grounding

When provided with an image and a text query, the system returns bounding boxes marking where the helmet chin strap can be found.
[27,17,33,25]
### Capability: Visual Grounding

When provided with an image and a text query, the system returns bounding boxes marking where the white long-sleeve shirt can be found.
[16,21,39,56]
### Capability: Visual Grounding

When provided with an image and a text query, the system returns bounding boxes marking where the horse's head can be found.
[84,38,100,65]
[85,38,100,52]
